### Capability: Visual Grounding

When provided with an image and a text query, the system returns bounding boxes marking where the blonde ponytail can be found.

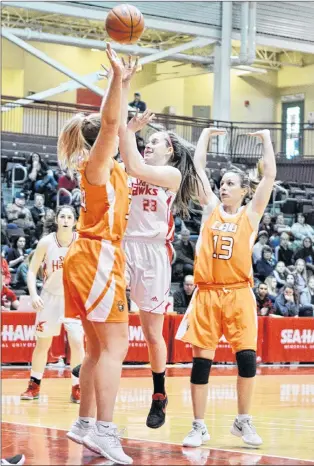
[58,113,90,175]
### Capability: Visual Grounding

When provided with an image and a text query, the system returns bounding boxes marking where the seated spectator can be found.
[291,213,314,248]
[299,275,314,317]
[273,261,287,289]
[1,272,19,310]
[24,152,48,196]
[6,236,28,272]
[5,192,35,232]
[274,213,291,235]
[26,153,58,198]
[258,213,275,237]
[274,286,299,317]
[172,229,195,281]
[252,230,269,265]
[173,275,195,314]
[293,237,314,273]
[254,282,275,316]
[255,246,275,282]
[286,272,297,288]
[30,194,49,224]
[275,232,293,266]
[294,258,309,294]
[1,257,11,285]
[15,251,43,292]
[299,276,314,317]
[265,275,278,302]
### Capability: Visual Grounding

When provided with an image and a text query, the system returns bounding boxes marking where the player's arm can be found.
[85,44,123,185]
[194,128,225,208]
[247,130,277,229]
[119,55,139,130]
[27,236,49,311]
[119,111,182,192]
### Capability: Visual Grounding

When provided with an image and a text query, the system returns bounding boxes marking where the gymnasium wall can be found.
[2,38,314,123]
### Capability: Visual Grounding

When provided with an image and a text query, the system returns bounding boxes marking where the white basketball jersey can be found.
[42,232,77,296]
[125,178,175,242]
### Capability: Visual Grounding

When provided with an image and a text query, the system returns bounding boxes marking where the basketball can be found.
[105,4,145,44]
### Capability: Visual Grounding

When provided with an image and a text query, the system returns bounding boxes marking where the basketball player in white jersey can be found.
[20,206,85,403]
[117,61,203,428]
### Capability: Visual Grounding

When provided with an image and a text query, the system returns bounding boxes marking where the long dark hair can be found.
[28,152,48,171]
[165,131,203,218]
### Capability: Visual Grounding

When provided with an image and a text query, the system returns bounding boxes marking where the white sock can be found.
[237,414,250,422]
[194,418,205,426]
[79,416,95,425]
[71,374,79,386]
[96,421,115,432]
[31,371,43,380]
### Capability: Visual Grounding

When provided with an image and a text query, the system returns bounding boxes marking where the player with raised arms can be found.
[119,58,203,430]
[58,44,133,464]
[20,205,84,404]
[176,128,276,447]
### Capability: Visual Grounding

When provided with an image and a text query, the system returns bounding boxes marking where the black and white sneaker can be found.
[182,421,210,447]
[230,416,263,447]
[1,455,26,465]
[146,393,168,429]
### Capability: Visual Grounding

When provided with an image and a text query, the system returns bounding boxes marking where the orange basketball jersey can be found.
[78,160,131,242]
[194,204,257,286]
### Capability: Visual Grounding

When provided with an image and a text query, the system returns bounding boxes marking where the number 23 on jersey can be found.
[143,199,157,212]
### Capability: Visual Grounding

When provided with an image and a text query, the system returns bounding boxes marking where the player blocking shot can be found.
[176,128,276,447]
[20,206,84,403]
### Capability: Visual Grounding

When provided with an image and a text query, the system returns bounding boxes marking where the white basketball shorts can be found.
[35,289,83,338]
[124,239,172,314]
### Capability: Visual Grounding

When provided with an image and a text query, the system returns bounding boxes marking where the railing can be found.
[2,95,314,161]
[11,164,27,200]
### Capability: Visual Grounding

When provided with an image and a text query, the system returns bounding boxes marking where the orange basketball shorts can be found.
[63,237,128,323]
[175,284,257,353]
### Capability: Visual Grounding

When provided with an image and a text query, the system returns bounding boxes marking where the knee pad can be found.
[190,357,212,385]
[236,350,256,378]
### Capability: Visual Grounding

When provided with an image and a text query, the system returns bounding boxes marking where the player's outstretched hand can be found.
[31,294,44,311]
[127,109,155,132]
[105,42,124,76]
[121,55,139,85]
[247,129,271,142]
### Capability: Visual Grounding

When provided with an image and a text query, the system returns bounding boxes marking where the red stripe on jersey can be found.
[166,195,175,242]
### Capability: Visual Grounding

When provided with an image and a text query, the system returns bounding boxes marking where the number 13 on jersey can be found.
[213,235,234,260]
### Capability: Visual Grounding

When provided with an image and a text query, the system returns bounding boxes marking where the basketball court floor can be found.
[2,366,314,465]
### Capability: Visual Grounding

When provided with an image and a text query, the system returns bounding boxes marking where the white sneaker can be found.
[67,419,95,445]
[230,416,263,447]
[182,421,210,447]
[83,424,133,465]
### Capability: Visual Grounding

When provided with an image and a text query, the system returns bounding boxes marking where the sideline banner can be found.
[1,311,66,363]
[2,311,313,364]
[263,317,314,363]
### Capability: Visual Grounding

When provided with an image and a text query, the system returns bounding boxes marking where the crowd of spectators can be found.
[1,153,82,310]
[1,152,314,319]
